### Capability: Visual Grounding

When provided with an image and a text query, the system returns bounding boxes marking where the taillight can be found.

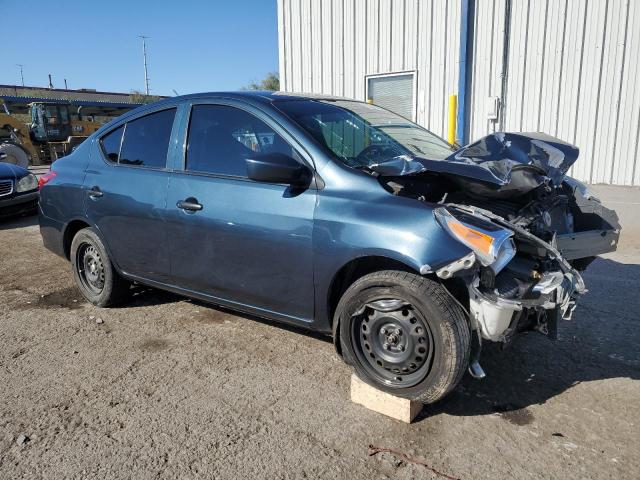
[38,171,57,190]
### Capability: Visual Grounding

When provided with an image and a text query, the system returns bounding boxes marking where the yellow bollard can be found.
[448,94,457,146]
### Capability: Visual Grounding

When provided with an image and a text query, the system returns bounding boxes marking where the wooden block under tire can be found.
[350,374,422,423]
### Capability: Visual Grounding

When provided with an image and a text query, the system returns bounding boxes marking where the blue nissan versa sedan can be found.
[39,92,620,402]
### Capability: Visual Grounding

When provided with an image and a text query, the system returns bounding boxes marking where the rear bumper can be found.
[0,191,39,217]
[38,205,67,258]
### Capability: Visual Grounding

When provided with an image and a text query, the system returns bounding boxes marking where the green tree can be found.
[130,90,162,104]
[244,72,280,91]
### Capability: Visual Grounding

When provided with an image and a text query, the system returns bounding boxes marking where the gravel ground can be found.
[1,214,639,479]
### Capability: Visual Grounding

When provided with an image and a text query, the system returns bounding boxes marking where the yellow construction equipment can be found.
[0,98,136,167]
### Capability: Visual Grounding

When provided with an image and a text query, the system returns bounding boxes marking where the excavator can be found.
[0,99,138,167]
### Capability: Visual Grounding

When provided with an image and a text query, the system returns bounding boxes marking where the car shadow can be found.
[120,286,333,343]
[103,256,640,417]
[0,212,38,230]
[118,285,184,308]
[421,257,640,419]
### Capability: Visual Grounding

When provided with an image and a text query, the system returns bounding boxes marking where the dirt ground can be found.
[1,214,639,479]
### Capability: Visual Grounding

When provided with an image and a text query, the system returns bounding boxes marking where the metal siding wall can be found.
[470,0,640,185]
[278,0,639,185]
[278,0,460,139]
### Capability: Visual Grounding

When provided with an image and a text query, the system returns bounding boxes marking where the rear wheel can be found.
[70,227,129,307]
[336,270,470,403]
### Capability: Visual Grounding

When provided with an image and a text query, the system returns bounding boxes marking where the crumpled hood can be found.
[371,132,579,198]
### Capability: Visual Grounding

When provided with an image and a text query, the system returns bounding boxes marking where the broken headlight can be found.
[434,207,516,273]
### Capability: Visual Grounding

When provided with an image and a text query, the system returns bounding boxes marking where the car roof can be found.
[95,91,351,136]
[150,90,348,109]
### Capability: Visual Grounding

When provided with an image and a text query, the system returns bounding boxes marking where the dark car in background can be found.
[0,160,39,217]
[38,92,620,403]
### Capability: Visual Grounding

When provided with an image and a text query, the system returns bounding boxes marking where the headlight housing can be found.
[16,174,38,193]
[564,176,600,202]
[434,207,516,273]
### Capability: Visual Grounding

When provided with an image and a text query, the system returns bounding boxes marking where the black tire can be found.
[336,270,470,403]
[0,142,30,168]
[70,227,129,307]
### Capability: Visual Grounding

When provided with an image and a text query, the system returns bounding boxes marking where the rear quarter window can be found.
[100,126,124,163]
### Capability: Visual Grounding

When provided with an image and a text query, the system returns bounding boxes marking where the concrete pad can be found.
[350,374,422,423]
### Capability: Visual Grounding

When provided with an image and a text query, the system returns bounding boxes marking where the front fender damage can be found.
[434,203,592,377]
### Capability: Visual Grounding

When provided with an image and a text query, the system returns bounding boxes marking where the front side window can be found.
[186,105,296,177]
[275,99,453,169]
[118,108,176,168]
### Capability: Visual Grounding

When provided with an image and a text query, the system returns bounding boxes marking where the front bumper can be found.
[0,191,39,217]
[468,268,583,342]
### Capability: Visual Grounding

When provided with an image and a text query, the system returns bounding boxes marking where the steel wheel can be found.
[76,242,105,294]
[350,298,435,388]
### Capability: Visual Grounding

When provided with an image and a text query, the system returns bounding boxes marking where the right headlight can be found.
[434,207,516,273]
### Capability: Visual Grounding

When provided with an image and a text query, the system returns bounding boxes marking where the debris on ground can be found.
[16,434,30,446]
[368,445,460,480]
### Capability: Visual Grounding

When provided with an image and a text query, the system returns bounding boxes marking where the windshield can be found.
[275,99,454,169]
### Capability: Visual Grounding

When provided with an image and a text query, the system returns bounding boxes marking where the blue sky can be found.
[0,0,279,95]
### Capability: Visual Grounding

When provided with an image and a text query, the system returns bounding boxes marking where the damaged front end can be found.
[434,204,586,344]
[376,132,621,374]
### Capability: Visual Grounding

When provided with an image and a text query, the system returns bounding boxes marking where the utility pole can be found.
[16,64,24,86]
[139,35,150,95]
[64,78,68,89]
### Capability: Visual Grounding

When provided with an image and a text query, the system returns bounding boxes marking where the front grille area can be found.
[0,180,14,197]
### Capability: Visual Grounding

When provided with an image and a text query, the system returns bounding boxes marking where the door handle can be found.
[88,186,103,198]
[177,198,203,212]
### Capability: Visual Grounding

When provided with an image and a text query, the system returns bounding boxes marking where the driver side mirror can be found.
[246,153,311,187]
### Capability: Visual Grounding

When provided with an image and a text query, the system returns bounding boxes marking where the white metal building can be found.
[277,0,640,186]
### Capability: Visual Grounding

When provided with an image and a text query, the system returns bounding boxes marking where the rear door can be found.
[84,107,178,283]
[166,100,316,323]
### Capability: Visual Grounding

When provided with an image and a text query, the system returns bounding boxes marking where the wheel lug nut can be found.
[380,327,387,334]
[399,345,405,352]
[416,327,423,334]
[383,343,390,350]
[395,329,402,336]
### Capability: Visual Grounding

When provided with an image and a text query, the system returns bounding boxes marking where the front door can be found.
[166,103,316,323]
[84,108,177,283]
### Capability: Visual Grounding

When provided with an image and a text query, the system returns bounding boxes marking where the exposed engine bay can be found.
[372,132,621,367]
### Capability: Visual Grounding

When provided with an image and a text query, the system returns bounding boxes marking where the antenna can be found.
[48,74,53,89]
[16,64,24,86]
[139,35,150,95]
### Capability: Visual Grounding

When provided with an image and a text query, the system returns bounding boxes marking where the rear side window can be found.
[100,126,124,162]
[186,105,296,177]
[112,108,176,168]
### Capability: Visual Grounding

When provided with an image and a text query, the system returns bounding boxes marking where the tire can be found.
[336,270,470,404]
[70,227,129,307]
[0,142,30,168]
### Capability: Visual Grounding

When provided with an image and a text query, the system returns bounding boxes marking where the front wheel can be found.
[336,270,470,404]
[70,227,129,307]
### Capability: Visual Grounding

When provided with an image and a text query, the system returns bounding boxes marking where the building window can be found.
[366,72,416,121]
